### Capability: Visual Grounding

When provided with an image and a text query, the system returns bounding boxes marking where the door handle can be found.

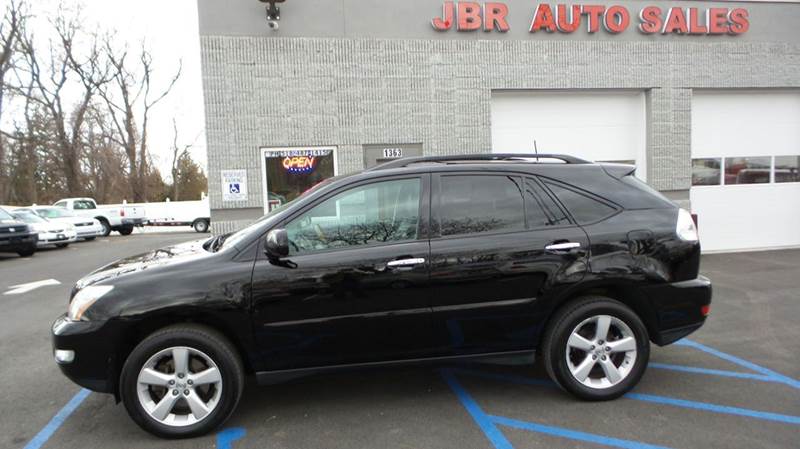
[545,242,581,252]
[386,257,426,268]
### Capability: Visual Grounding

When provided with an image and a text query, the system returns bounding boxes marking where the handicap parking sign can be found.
[222,170,247,202]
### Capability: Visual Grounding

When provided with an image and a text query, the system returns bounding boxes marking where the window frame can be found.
[274,173,430,256]
[538,177,622,226]
[522,176,577,231]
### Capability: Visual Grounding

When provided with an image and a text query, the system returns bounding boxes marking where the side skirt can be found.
[255,350,537,385]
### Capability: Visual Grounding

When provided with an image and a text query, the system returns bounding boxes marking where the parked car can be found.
[12,210,77,248]
[0,207,37,257]
[52,154,712,438]
[23,207,104,241]
[53,197,146,236]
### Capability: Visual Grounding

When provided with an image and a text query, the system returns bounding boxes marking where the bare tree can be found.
[95,38,181,202]
[168,117,201,201]
[0,0,27,202]
[14,8,109,197]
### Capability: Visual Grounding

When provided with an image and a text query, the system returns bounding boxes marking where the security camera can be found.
[268,20,279,30]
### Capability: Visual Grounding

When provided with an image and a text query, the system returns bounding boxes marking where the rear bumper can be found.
[52,315,120,394]
[121,218,145,226]
[643,275,712,346]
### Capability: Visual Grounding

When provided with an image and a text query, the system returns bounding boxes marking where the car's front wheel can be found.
[542,297,649,401]
[120,324,244,438]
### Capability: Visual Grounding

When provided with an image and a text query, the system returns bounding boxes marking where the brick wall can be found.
[200,37,800,232]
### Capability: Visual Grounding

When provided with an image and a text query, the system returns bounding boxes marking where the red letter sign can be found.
[728,8,749,34]
[432,1,454,30]
[530,4,557,32]
[556,4,581,33]
[604,5,630,33]
[638,6,662,34]
[484,2,510,31]
[582,5,605,33]
[458,2,483,30]
[662,7,688,34]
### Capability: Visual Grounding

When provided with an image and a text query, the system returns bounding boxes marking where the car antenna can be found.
[533,139,539,162]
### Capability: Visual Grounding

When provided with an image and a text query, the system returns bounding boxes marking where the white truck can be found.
[53,198,147,236]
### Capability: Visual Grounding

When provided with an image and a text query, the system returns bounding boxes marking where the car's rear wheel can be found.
[542,297,649,401]
[16,245,35,257]
[55,243,69,248]
[192,219,209,233]
[118,225,134,236]
[120,324,244,438]
[84,236,96,241]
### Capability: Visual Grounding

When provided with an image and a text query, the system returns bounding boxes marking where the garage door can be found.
[691,90,800,252]
[490,90,647,179]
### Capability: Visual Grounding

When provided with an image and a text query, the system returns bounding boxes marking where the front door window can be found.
[285,178,421,255]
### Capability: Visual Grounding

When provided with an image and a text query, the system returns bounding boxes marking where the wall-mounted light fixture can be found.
[258,0,285,31]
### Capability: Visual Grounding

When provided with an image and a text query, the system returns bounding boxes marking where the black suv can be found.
[0,207,37,257]
[52,155,711,438]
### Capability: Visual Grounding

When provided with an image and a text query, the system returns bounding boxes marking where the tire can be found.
[118,225,134,236]
[84,237,96,241]
[193,219,209,233]
[98,219,111,237]
[16,245,35,257]
[119,324,244,438]
[542,296,649,401]
[56,243,69,248]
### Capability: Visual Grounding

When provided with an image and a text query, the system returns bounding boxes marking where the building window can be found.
[774,156,800,183]
[724,157,771,185]
[263,148,336,212]
[692,158,722,186]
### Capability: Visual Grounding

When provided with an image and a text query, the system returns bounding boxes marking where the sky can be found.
[10,0,207,178]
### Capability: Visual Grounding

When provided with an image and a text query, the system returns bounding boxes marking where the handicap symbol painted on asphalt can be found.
[217,427,246,449]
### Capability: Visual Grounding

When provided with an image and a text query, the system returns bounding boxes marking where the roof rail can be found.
[366,153,590,171]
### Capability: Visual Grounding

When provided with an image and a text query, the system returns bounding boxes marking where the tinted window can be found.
[439,175,524,236]
[285,178,420,254]
[524,178,569,227]
[545,182,617,224]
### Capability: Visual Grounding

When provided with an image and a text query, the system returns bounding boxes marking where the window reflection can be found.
[724,157,771,185]
[285,178,420,255]
[439,175,525,237]
[692,158,721,186]
[775,156,800,183]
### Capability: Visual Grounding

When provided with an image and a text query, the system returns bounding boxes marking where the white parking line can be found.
[4,279,61,295]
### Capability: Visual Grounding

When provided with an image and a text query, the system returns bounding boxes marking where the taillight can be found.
[676,208,699,242]
[120,209,125,217]
[701,305,711,317]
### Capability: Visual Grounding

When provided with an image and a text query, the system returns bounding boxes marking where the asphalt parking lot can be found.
[1,234,798,449]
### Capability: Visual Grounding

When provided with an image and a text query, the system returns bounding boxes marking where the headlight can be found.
[676,208,699,242]
[68,285,114,321]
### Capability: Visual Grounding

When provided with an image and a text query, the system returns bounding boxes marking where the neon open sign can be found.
[282,156,316,173]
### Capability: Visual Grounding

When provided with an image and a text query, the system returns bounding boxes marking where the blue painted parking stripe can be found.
[442,368,674,449]
[440,369,514,449]
[489,415,673,449]
[649,363,779,383]
[216,427,247,449]
[24,388,91,449]
[626,392,800,425]
[676,339,800,389]
[452,368,800,425]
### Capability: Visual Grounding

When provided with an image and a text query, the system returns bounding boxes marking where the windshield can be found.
[214,177,338,251]
[0,208,14,220]
[13,212,45,224]
[37,207,74,218]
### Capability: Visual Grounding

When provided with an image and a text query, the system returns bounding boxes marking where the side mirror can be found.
[265,228,289,260]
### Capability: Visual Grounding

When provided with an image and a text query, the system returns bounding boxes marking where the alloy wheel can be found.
[136,346,223,427]
[565,314,637,389]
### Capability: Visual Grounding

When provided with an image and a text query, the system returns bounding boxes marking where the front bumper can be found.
[0,233,38,251]
[51,315,121,394]
[643,275,712,346]
[75,225,103,238]
[37,231,78,247]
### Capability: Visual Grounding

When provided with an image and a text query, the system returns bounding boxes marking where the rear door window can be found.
[524,178,570,228]
[543,181,618,224]
[437,175,525,237]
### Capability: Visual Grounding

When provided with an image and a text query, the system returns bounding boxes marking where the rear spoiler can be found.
[600,163,636,179]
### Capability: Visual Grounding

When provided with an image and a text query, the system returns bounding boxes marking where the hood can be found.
[31,221,70,233]
[75,238,212,290]
[0,218,28,229]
